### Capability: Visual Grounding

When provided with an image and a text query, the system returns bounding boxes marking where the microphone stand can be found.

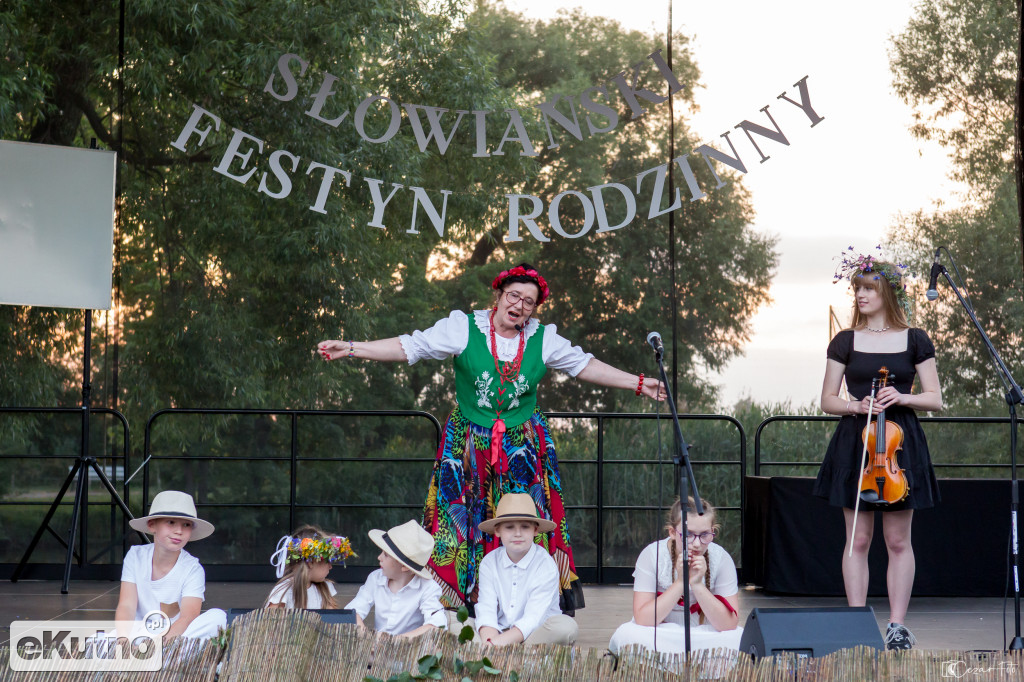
[651,339,704,661]
[933,264,1024,650]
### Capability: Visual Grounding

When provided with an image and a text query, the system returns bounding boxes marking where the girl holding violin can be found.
[813,250,943,650]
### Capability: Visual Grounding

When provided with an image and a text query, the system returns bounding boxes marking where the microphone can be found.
[646,331,664,357]
[926,248,942,301]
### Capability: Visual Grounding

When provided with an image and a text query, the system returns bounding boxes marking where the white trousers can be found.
[609,620,742,654]
[181,608,227,640]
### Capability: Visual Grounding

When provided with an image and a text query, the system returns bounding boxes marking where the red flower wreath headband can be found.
[492,266,550,304]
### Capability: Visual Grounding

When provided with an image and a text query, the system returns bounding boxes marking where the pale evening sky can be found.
[502,0,961,409]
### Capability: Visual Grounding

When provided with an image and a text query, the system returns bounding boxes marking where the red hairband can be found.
[492,266,550,304]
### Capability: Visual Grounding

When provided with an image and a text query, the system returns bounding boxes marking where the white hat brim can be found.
[129,514,215,541]
[368,529,434,581]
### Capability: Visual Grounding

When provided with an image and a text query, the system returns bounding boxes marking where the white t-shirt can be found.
[266,578,338,609]
[121,544,206,623]
[345,569,446,636]
[632,538,738,627]
[398,310,593,376]
[474,544,562,641]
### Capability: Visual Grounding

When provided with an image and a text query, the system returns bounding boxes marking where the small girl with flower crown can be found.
[266,524,356,609]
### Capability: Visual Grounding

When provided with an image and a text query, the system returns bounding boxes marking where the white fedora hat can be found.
[368,520,435,581]
[129,491,214,541]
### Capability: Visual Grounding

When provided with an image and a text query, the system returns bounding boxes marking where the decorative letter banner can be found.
[170,50,824,242]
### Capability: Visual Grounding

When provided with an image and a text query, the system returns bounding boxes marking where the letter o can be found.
[354,95,402,144]
[131,636,157,660]
[549,191,595,239]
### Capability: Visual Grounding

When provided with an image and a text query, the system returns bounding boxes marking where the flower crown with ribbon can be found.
[270,534,356,579]
[492,266,550,304]
[833,246,912,319]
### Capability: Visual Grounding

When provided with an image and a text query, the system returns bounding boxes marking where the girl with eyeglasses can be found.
[317,262,667,617]
[609,496,742,656]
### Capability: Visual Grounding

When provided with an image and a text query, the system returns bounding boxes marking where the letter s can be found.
[263,53,309,102]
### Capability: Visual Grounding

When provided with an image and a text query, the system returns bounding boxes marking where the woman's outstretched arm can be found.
[575,358,667,401]
[318,338,407,362]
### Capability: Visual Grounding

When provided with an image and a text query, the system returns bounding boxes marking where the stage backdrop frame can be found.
[0,140,116,310]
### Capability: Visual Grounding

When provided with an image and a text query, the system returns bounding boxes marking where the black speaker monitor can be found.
[226,608,357,625]
[738,607,884,659]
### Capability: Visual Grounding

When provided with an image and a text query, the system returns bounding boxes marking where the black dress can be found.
[813,328,940,511]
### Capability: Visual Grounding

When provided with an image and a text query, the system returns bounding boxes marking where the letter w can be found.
[402,104,468,155]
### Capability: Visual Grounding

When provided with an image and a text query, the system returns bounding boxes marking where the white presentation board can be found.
[0,140,116,310]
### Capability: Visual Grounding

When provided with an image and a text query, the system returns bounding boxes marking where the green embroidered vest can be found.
[453,314,547,429]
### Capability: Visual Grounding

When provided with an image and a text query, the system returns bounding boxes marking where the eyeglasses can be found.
[677,529,716,544]
[504,290,537,310]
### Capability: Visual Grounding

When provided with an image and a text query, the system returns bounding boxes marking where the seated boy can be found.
[115,490,226,640]
[475,493,578,647]
[345,520,446,638]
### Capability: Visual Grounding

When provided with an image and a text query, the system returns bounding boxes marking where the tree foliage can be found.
[891,175,1022,411]
[888,0,1022,412]
[889,0,1017,186]
[0,0,776,430]
[1,0,519,419]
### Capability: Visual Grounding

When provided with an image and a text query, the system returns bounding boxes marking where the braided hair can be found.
[665,497,719,624]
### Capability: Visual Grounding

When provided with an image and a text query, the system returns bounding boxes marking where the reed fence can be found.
[4,609,1023,681]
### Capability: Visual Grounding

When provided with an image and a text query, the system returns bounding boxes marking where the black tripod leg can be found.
[61,461,90,594]
[12,460,82,583]
[87,459,147,543]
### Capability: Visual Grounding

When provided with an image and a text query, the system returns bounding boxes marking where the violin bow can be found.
[848,378,879,558]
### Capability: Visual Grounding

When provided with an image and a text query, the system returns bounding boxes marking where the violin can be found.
[859,367,909,505]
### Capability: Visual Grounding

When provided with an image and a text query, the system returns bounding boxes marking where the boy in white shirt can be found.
[475,494,578,647]
[345,520,446,638]
[115,491,226,640]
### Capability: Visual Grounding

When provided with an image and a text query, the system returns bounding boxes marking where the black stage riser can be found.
[744,476,1014,597]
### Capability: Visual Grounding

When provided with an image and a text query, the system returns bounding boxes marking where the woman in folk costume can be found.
[318,263,666,612]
